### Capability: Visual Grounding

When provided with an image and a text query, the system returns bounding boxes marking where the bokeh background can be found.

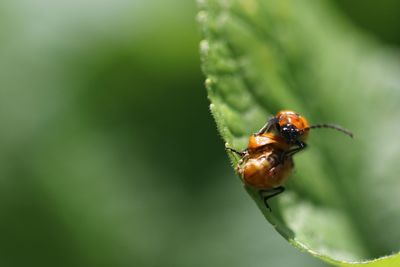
[0,1,399,266]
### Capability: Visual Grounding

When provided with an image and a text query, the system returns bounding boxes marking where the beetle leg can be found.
[226,146,246,157]
[280,141,307,162]
[259,186,285,212]
[256,117,279,135]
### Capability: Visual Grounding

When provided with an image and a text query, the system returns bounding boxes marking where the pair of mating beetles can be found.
[227,110,353,211]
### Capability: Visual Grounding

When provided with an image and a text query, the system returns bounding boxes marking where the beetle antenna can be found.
[306,124,353,138]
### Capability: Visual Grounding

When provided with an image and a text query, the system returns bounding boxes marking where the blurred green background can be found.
[0,0,399,266]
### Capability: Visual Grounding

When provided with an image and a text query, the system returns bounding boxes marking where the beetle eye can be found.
[281,124,299,143]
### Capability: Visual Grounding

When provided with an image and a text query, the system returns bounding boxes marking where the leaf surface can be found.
[198,0,400,266]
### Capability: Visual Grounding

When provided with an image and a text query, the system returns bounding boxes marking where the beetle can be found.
[227,110,353,211]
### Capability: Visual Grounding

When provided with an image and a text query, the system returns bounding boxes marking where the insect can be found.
[227,110,353,211]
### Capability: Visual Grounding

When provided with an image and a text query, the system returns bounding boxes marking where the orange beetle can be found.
[227,110,353,211]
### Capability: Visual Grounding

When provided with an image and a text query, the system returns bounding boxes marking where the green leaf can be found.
[198,0,400,266]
